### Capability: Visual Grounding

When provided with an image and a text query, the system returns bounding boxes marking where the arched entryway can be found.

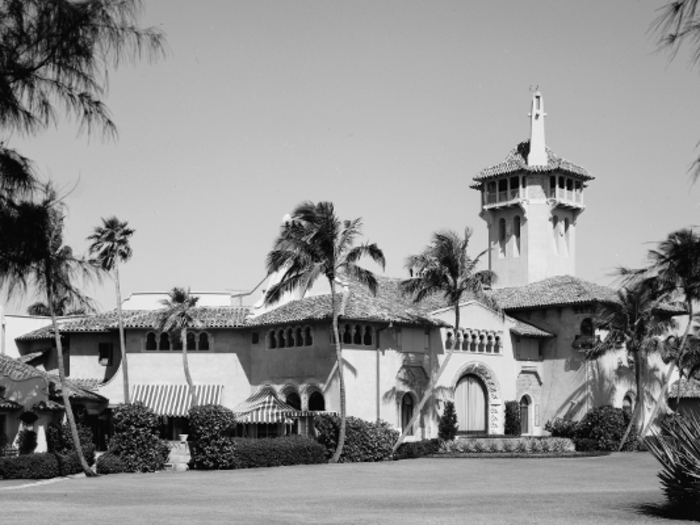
[401,393,415,435]
[454,374,488,433]
[520,396,531,434]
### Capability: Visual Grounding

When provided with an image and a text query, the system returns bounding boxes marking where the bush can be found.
[314,415,398,462]
[55,445,96,476]
[17,429,37,455]
[188,404,237,470]
[504,401,521,436]
[438,437,576,454]
[438,401,458,441]
[394,439,440,460]
[107,402,170,473]
[46,419,94,455]
[96,452,126,475]
[232,436,326,469]
[647,413,700,514]
[576,405,637,451]
[544,418,579,439]
[1,453,59,479]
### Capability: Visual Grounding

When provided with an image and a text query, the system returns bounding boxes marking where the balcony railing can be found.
[547,187,583,205]
[485,189,520,206]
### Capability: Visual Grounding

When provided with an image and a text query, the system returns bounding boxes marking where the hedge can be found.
[439,437,576,454]
[188,404,237,470]
[394,439,440,460]
[1,453,60,479]
[96,453,126,475]
[314,415,398,462]
[232,436,326,469]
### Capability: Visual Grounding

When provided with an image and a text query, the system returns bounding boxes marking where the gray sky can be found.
[6,0,700,313]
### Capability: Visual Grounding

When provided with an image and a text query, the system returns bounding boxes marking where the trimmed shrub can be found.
[1,453,59,479]
[544,418,578,439]
[438,401,458,441]
[17,429,37,455]
[188,404,237,470]
[504,401,521,436]
[232,436,326,469]
[394,439,440,460]
[107,402,170,473]
[96,453,126,475]
[314,415,398,462]
[438,437,576,454]
[46,420,94,456]
[647,413,700,515]
[576,405,637,452]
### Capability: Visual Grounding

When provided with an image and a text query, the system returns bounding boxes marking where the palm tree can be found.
[393,228,495,453]
[586,279,677,450]
[264,201,385,463]
[26,298,86,316]
[1,192,99,476]
[156,287,201,407]
[87,217,135,403]
[623,228,700,432]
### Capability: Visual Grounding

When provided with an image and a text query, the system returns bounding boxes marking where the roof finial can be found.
[527,90,547,166]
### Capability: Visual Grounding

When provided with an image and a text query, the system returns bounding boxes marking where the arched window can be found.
[199,333,210,351]
[622,394,634,415]
[363,326,373,346]
[186,332,196,351]
[286,392,301,410]
[171,335,182,350]
[269,331,277,349]
[342,325,352,344]
[454,375,487,432]
[286,328,294,347]
[549,175,556,197]
[279,329,286,348]
[580,318,594,337]
[401,393,414,436]
[308,391,325,411]
[304,327,313,346]
[146,332,157,351]
[513,215,521,256]
[558,176,565,189]
[498,218,507,258]
[295,327,303,347]
[564,218,570,257]
[552,216,559,255]
[353,325,362,345]
[520,396,531,434]
[159,333,170,351]
[445,331,453,350]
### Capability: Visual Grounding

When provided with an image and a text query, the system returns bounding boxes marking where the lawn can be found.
[0,453,693,524]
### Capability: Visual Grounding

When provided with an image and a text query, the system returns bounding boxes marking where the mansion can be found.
[0,93,669,449]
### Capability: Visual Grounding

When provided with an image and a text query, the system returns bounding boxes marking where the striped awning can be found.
[131,384,223,417]
[233,387,337,424]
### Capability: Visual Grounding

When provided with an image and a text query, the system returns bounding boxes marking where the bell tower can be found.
[471,92,594,288]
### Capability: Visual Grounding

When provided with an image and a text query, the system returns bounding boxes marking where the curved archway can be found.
[451,361,501,434]
[520,395,531,434]
[308,391,325,411]
[401,392,415,436]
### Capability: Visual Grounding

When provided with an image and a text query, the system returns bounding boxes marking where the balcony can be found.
[485,188,521,207]
[547,187,584,207]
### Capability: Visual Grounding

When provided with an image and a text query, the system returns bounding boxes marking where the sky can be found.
[4,0,700,314]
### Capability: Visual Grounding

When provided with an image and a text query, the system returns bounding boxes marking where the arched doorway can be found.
[454,375,487,433]
[520,396,530,434]
[401,393,414,435]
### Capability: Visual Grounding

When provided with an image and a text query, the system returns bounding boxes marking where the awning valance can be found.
[131,384,223,417]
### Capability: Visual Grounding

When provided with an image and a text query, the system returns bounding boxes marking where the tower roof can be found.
[471,140,593,189]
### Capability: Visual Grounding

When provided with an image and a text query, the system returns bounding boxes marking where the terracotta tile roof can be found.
[509,318,552,338]
[249,277,448,327]
[16,307,250,341]
[0,397,22,410]
[669,378,700,399]
[471,141,593,188]
[0,354,104,402]
[487,275,617,310]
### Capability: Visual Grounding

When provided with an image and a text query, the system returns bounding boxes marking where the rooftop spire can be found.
[527,91,547,166]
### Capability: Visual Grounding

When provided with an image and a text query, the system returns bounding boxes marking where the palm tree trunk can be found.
[329,281,346,464]
[392,305,461,453]
[618,348,644,451]
[675,301,694,405]
[47,278,95,477]
[114,259,129,404]
[181,328,198,407]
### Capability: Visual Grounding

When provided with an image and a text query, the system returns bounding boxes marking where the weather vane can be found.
[529,85,539,93]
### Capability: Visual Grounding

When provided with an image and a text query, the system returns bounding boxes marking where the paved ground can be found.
[0,453,695,524]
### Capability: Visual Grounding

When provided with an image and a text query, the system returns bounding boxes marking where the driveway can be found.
[0,453,690,524]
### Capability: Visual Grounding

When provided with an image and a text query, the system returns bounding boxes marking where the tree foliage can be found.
[264,201,385,464]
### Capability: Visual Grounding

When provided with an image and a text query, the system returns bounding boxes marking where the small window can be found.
[295,328,303,347]
[286,392,301,410]
[363,326,373,346]
[279,329,286,348]
[401,394,414,436]
[199,333,210,351]
[186,332,196,351]
[251,332,260,345]
[159,333,170,351]
[98,343,113,366]
[146,332,157,351]
[269,331,277,349]
[172,334,183,350]
[623,395,634,415]
[305,327,313,346]
[498,218,507,258]
[286,328,294,347]
[342,325,352,344]
[353,325,362,345]
[580,318,594,337]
